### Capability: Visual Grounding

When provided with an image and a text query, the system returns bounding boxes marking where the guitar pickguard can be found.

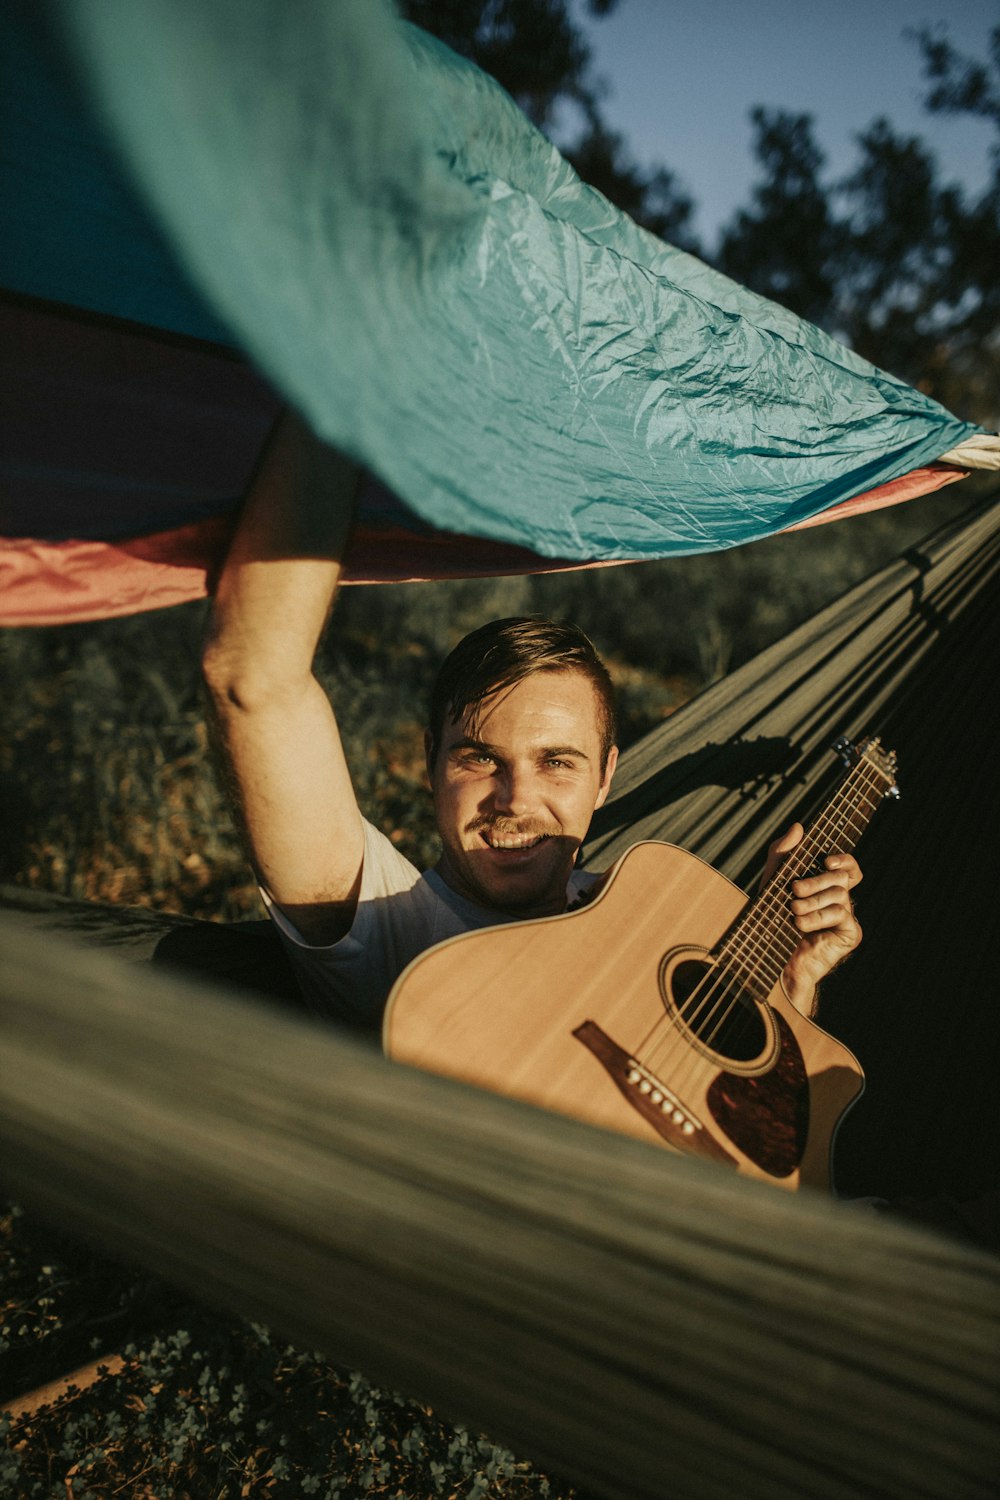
[573,1010,809,1178]
[572,1020,738,1165]
[705,1011,809,1177]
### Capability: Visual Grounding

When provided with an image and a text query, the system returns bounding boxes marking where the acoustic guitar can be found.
[384,737,898,1191]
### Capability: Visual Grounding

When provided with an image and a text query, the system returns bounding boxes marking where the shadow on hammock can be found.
[587,733,797,848]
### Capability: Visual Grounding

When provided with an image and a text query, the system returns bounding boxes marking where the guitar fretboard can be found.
[717,753,893,1000]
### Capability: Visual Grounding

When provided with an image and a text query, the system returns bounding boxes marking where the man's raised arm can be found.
[201,413,365,945]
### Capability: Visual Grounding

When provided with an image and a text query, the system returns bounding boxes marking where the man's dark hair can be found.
[428,616,617,770]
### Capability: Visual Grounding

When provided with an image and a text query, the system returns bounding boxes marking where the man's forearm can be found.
[203,412,360,695]
[201,413,367,943]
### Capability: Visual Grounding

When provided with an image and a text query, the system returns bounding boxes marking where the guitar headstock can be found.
[831,734,900,799]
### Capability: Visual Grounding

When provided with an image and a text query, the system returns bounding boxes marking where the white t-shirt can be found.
[264,819,598,1029]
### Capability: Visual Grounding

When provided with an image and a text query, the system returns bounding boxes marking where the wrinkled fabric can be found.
[44,0,981,566]
[0,294,969,625]
[1,467,966,626]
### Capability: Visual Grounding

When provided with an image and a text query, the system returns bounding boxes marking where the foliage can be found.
[561,118,700,251]
[0,611,257,920]
[1,1205,577,1499]
[717,26,1000,424]
[911,22,1000,418]
[399,5,998,419]
[918,21,1000,136]
[717,109,841,330]
[399,5,998,420]
[401,0,611,131]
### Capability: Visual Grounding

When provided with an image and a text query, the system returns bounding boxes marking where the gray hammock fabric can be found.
[2,494,999,1495]
[1,918,998,1500]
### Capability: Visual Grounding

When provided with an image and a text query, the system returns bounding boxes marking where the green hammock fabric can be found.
[2,917,998,1500]
[584,496,1000,878]
[56,0,981,561]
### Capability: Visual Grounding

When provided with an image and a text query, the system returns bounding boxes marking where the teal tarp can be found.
[57,0,981,561]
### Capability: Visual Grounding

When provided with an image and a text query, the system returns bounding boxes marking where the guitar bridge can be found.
[624,1058,700,1135]
[572,1020,737,1166]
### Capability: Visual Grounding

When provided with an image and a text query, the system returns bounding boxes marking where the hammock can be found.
[3,496,998,1498]
[584,490,1000,1205]
[1,1,995,625]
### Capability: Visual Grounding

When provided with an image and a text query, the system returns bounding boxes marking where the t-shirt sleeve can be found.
[261,820,440,1029]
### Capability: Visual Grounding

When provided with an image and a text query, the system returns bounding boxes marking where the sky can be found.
[567,0,998,250]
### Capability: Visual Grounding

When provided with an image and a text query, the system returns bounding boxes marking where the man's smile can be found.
[478,830,550,852]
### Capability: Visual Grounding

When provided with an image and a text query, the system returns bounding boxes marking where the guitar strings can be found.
[636,758,886,1092]
[704,770,877,1049]
[660,791,861,1080]
[717,769,878,1008]
[637,763,873,1095]
[664,759,884,1084]
[631,755,883,1080]
[698,762,881,1059]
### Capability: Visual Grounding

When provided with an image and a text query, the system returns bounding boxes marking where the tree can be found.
[835,118,961,402]
[402,0,607,131]
[400,0,699,250]
[716,109,841,329]
[403,4,996,421]
[715,26,1000,426]
[918,21,1000,137]
[832,25,1000,420]
[912,22,1000,420]
[562,117,698,250]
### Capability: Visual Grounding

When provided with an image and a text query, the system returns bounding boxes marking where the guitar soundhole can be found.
[669,959,767,1063]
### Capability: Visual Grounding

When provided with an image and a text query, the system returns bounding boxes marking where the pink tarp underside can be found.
[0,299,967,626]
[0,468,965,626]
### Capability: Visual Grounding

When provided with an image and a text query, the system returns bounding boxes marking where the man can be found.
[203,413,862,1028]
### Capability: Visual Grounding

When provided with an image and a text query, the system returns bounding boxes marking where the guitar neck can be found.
[719,744,897,999]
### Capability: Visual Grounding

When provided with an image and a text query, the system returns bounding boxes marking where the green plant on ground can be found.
[1,1203,578,1499]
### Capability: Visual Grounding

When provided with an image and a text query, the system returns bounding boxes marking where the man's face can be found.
[427,668,618,918]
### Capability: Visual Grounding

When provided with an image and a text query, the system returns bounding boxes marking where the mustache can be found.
[465,815,562,839]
